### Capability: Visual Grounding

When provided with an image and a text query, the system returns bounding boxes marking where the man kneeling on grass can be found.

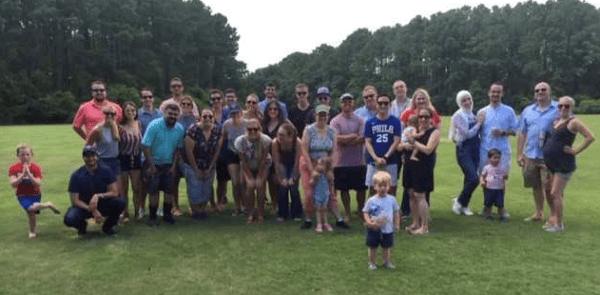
[64,146,125,236]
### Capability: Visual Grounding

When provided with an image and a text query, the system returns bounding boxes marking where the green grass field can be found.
[1,117,599,295]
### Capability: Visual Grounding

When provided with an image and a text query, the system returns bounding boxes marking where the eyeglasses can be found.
[202,115,214,119]
[104,112,117,117]
[212,96,222,101]
[296,92,307,96]
[141,95,153,99]
[558,104,571,109]
[418,115,431,119]
[92,88,105,92]
[363,94,375,99]
[534,88,548,93]
[170,84,183,88]
[246,101,257,105]
[247,127,260,132]
[181,102,192,106]
[378,101,390,106]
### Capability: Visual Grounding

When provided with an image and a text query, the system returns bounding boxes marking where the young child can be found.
[479,148,509,221]
[402,114,425,162]
[9,143,60,238]
[311,156,335,233]
[363,171,400,270]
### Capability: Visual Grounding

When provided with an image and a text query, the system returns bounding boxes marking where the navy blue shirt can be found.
[68,165,117,204]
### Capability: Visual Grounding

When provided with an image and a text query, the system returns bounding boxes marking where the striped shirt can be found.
[118,124,142,156]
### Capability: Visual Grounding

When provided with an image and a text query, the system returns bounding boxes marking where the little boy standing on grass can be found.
[363,171,400,270]
[479,148,509,221]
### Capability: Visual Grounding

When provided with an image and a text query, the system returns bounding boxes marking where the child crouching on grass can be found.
[479,148,509,222]
[311,156,335,233]
[363,171,400,269]
[9,143,60,238]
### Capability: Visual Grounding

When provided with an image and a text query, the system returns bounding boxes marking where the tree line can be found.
[2,0,600,124]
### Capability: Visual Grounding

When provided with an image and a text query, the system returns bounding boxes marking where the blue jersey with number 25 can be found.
[364,115,402,164]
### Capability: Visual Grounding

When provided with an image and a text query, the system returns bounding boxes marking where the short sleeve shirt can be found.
[364,115,402,163]
[234,134,272,171]
[330,113,365,167]
[305,124,336,161]
[138,107,163,136]
[481,164,506,190]
[9,163,42,195]
[141,118,184,165]
[73,100,123,138]
[68,165,116,204]
[519,101,559,159]
[186,124,221,170]
[362,194,399,234]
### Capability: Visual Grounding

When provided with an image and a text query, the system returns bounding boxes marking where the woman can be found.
[117,102,143,221]
[243,94,264,123]
[448,90,483,216]
[182,109,223,219]
[221,103,247,215]
[272,122,303,222]
[300,104,347,230]
[87,106,121,177]
[234,118,272,224]
[173,96,198,216]
[263,101,293,213]
[542,96,595,232]
[400,88,442,128]
[404,108,441,235]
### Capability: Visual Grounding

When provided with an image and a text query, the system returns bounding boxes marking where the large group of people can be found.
[8,77,596,267]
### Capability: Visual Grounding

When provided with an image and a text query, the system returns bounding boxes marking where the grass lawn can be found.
[1,116,599,295]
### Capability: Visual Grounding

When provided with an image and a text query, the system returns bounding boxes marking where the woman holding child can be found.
[403,96,441,235]
[448,90,483,216]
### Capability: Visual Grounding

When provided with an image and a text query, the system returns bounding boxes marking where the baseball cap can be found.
[82,145,97,156]
[315,104,330,114]
[228,103,242,115]
[316,87,331,97]
[340,93,354,100]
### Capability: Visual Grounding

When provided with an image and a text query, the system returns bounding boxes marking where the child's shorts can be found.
[18,194,41,213]
[484,188,504,209]
[366,228,394,248]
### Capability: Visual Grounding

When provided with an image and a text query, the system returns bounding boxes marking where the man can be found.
[64,146,125,236]
[330,93,367,222]
[364,93,402,195]
[212,88,231,211]
[222,88,238,119]
[354,85,378,122]
[518,82,559,222]
[315,86,338,122]
[142,103,184,225]
[258,82,288,118]
[389,80,411,120]
[73,80,123,140]
[138,87,163,136]
[460,81,518,216]
[160,77,200,117]
[288,83,315,136]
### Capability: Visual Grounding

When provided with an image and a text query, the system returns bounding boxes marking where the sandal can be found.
[246,216,254,224]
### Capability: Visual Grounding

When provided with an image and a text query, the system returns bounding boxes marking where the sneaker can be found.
[545,224,564,233]
[461,207,474,216]
[368,263,378,270]
[163,215,175,224]
[383,262,396,269]
[157,208,164,217]
[301,220,312,229]
[323,223,333,232]
[499,211,510,222]
[137,208,145,220]
[451,198,462,215]
[315,224,323,233]
[335,220,350,229]
[293,217,302,222]
[484,214,494,221]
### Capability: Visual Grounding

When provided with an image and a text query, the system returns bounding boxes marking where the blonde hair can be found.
[16,143,33,156]
[372,171,392,186]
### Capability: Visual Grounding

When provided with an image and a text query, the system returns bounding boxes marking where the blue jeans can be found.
[276,163,302,219]
[64,198,125,232]
[456,141,480,207]
[180,163,212,205]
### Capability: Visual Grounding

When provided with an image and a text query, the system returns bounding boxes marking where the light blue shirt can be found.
[362,194,399,234]
[141,117,184,165]
[520,101,559,159]
[353,106,377,122]
[477,103,519,171]
[138,107,163,136]
[389,98,411,124]
[258,99,288,118]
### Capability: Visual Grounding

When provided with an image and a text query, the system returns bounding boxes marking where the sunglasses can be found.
[202,115,214,119]
[247,127,260,132]
[296,92,307,96]
[246,101,257,105]
[534,88,548,93]
[92,88,105,92]
[104,112,116,117]
[418,115,431,119]
[181,102,192,106]
[211,96,222,101]
[269,108,279,111]
[558,104,571,109]
[378,101,390,106]
[141,95,153,99]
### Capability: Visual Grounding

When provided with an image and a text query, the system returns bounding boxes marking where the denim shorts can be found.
[99,157,121,177]
[144,163,175,195]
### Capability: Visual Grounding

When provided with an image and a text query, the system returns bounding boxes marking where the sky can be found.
[202,0,600,72]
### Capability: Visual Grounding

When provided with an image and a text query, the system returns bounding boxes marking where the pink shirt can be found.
[330,113,365,167]
[160,98,200,118]
[73,99,123,138]
[481,164,506,190]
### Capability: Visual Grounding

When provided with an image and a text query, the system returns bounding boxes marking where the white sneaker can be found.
[452,198,462,215]
[157,208,164,217]
[462,207,474,216]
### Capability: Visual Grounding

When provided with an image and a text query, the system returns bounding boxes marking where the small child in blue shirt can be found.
[311,156,335,233]
[363,171,400,270]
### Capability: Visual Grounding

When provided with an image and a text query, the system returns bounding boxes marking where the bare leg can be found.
[412,192,429,234]
[550,175,569,227]
[340,190,351,222]
[256,179,266,222]
[407,190,419,231]
[130,170,141,218]
[216,180,228,211]
[268,175,278,213]
[356,189,366,220]
[382,248,391,264]
[27,211,36,238]
[119,172,130,220]
[369,248,377,265]
[227,164,241,211]
[532,184,545,219]
[244,179,256,223]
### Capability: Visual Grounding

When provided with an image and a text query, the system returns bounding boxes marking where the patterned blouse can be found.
[186,124,221,170]
[118,123,142,156]
[305,123,335,161]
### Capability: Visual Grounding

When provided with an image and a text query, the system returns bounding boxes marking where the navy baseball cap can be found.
[228,103,242,115]
[82,145,97,156]
[316,87,331,97]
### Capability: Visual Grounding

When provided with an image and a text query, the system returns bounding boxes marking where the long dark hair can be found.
[263,101,285,127]
[119,101,138,125]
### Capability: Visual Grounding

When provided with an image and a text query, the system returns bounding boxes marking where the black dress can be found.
[543,118,577,173]
[403,127,437,193]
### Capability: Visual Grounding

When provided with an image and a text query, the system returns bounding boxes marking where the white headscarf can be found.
[448,90,473,140]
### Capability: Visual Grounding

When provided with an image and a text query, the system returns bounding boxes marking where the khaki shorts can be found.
[522,158,551,188]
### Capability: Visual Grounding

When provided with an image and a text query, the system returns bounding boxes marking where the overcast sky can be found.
[202,0,600,72]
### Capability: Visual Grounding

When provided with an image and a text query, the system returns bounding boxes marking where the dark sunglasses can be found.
[558,104,571,109]
[296,92,307,96]
[378,101,390,106]
[181,102,192,106]
[141,95,153,99]
[104,112,116,117]
[92,88,105,92]
[247,127,260,132]
[202,115,214,119]
[418,115,431,119]
[534,88,548,93]
[170,84,183,88]
[211,96,222,101]
[246,101,257,105]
